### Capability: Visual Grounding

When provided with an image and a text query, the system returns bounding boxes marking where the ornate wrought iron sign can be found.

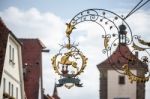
[52,6,150,88]
[51,23,87,89]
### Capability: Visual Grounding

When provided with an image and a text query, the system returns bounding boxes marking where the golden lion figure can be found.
[57,52,77,73]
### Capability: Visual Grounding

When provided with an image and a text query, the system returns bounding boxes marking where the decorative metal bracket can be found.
[52,8,150,87]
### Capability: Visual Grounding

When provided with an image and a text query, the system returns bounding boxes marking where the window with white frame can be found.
[12,48,14,62]
[16,87,18,99]
[3,78,6,93]
[9,45,15,65]
[12,84,13,96]
[8,82,11,95]
[9,45,11,60]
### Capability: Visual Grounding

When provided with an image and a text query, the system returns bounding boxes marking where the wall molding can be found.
[4,69,20,84]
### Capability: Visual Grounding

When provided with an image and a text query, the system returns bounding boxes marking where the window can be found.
[9,82,11,95]
[12,48,14,62]
[9,45,11,60]
[119,76,125,84]
[9,45,15,65]
[3,78,6,92]
[12,84,13,96]
[16,87,18,99]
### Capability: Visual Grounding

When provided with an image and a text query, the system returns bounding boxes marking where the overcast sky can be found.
[0,0,150,99]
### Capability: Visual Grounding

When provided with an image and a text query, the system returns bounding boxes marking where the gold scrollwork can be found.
[76,53,88,76]
[64,84,74,89]
[102,34,111,49]
[51,55,61,75]
[104,37,110,49]
[122,64,149,83]
[138,38,150,47]
[132,43,145,51]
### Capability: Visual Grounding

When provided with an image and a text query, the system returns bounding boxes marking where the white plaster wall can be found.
[0,82,2,98]
[0,34,24,99]
[108,70,137,99]
[38,77,42,99]
[5,36,20,81]
[1,72,22,99]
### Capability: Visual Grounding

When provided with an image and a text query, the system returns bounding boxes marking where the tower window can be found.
[119,76,125,84]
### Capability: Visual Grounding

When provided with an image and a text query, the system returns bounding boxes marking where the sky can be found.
[0,0,150,99]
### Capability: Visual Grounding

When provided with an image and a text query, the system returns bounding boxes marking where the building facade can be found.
[0,17,58,99]
[97,45,147,99]
[19,39,46,99]
[0,18,25,99]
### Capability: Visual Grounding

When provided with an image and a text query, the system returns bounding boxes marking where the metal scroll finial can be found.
[65,23,75,49]
[65,23,75,38]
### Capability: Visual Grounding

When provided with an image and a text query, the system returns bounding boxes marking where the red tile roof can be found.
[0,17,21,84]
[0,17,9,84]
[44,94,54,99]
[43,83,60,99]
[19,39,45,99]
[97,44,148,70]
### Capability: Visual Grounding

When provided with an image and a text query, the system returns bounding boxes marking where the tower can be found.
[97,44,148,99]
[52,83,60,99]
[19,39,46,99]
[43,83,60,99]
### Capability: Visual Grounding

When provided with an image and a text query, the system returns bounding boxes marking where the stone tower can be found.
[97,44,148,99]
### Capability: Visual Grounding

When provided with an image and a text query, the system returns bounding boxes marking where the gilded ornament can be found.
[122,64,149,83]
[51,42,87,88]
[138,38,150,47]
[132,43,145,51]
[66,23,75,37]
[104,37,110,49]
